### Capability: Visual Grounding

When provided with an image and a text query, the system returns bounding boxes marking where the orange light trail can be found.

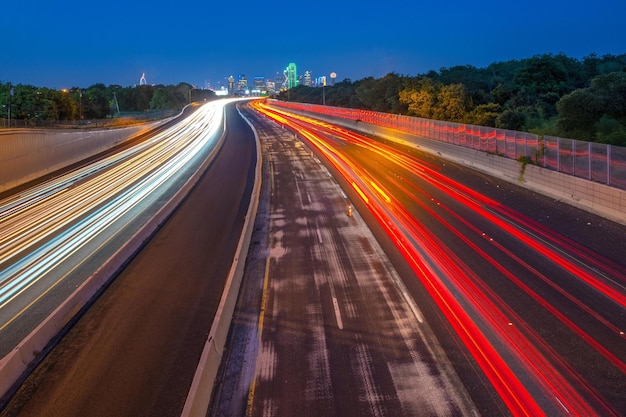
[250,99,624,416]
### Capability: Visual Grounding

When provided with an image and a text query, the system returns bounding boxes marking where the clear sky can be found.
[2,0,624,89]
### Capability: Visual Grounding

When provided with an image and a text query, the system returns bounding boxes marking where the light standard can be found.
[322,72,336,106]
[7,82,12,128]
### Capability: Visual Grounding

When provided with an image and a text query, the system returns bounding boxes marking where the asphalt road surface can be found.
[210,103,626,417]
[0,101,257,417]
[209,106,484,417]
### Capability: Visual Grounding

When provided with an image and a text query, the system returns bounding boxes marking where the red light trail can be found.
[250,100,625,416]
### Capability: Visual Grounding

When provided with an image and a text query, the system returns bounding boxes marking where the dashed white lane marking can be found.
[332,297,344,330]
[316,225,323,244]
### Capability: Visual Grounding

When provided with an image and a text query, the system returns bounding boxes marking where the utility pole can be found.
[8,82,12,128]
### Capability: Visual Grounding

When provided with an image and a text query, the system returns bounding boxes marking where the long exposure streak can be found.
[251,99,625,417]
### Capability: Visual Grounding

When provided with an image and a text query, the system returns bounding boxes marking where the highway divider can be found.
[180,105,262,417]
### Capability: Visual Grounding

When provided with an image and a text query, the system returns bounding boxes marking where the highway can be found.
[0,100,258,416]
[210,105,484,416]
[1,97,624,417]
[0,102,223,356]
[214,101,625,417]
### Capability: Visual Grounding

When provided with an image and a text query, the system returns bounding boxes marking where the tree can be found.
[496,109,526,130]
[556,72,626,141]
[398,77,437,118]
[83,84,111,119]
[355,73,408,113]
[433,83,470,121]
[470,103,501,127]
[556,89,601,138]
[437,64,492,105]
[590,72,626,119]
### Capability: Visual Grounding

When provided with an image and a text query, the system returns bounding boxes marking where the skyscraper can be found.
[237,74,248,94]
[275,71,285,91]
[286,63,297,89]
[304,70,312,87]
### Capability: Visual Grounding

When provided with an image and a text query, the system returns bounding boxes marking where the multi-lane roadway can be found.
[0,100,257,416]
[1,98,624,417]
[222,101,625,416]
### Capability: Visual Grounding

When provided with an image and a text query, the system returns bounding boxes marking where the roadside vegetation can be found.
[0,82,216,127]
[277,53,626,146]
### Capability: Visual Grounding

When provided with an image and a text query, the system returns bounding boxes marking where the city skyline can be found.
[1,0,625,89]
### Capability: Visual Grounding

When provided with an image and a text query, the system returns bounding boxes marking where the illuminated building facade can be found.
[237,74,248,94]
[286,63,297,89]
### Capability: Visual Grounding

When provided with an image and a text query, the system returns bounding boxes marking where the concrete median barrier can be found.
[181,107,262,417]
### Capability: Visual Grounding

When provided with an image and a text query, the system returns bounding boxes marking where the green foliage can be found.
[556,89,601,139]
[470,103,501,127]
[0,81,213,124]
[276,52,625,145]
[557,71,626,143]
[354,73,410,113]
[595,116,626,146]
[496,109,526,130]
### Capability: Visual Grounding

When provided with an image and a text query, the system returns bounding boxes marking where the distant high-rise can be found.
[304,70,312,87]
[227,75,235,95]
[275,71,286,91]
[286,63,297,89]
[237,74,248,94]
[140,73,147,85]
[253,76,265,92]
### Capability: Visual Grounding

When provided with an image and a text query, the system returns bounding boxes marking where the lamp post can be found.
[7,82,12,128]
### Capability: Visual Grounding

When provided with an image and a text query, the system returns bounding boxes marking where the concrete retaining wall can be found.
[0,123,162,193]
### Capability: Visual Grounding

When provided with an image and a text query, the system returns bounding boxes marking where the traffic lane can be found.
[245,122,480,416]
[0,102,257,417]
[0,103,215,356]
[341,140,626,413]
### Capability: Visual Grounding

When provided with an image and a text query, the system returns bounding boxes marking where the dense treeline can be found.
[278,53,626,146]
[0,82,216,124]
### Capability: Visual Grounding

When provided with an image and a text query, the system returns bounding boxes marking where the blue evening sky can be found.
[1,0,624,89]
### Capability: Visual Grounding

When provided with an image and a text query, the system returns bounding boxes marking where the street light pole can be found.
[7,82,12,128]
